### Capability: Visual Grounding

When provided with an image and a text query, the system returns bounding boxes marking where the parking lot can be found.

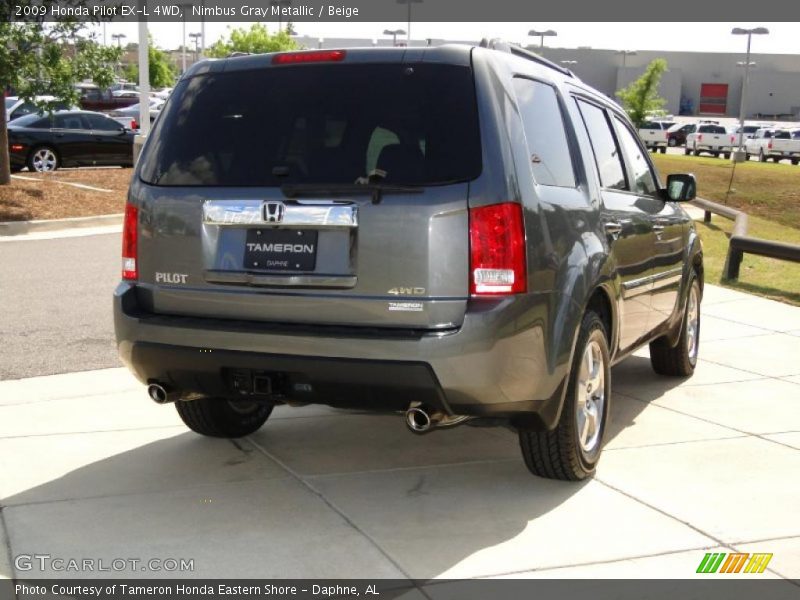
[1,281,799,581]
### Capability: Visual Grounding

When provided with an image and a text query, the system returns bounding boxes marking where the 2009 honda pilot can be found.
[114,42,703,481]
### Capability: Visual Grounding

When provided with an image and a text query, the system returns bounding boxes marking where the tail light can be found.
[469,202,527,295]
[10,144,24,152]
[272,50,346,65]
[122,202,138,280]
[697,134,703,142]
[768,141,773,150]
[131,118,138,130]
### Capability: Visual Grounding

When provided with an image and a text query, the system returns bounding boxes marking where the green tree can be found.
[0,1,121,184]
[206,24,299,58]
[123,38,177,89]
[616,59,669,128]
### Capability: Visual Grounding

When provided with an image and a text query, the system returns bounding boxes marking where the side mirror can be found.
[663,173,696,202]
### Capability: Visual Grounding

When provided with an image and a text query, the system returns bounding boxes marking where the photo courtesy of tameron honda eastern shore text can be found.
[113,42,703,481]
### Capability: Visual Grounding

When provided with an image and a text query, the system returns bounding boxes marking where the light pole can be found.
[317,38,324,49]
[732,27,769,161]
[111,33,126,49]
[270,0,292,32]
[178,3,192,73]
[397,0,422,44]
[383,29,406,47]
[528,29,557,49]
[189,32,201,63]
[615,50,637,69]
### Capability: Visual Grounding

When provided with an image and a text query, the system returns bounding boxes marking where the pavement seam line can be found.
[474,543,721,578]
[699,355,800,381]
[701,312,797,335]
[0,476,292,509]
[594,477,732,550]
[0,505,17,583]
[303,457,521,481]
[604,434,750,452]
[0,425,185,440]
[620,393,800,452]
[728,540,799,584]
[243,435,421,587]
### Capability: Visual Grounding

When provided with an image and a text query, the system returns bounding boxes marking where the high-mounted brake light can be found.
[272,50,346,65]
[469,202,527,296]
[122,202,138,280]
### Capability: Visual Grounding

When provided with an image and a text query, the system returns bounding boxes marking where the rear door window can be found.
[54,114,89,130]
[512,78,576,188]
[140,63,482,187]
[576,99,627,191]
[86,114,121,131]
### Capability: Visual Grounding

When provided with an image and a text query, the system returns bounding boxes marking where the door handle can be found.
[604,221,624,239]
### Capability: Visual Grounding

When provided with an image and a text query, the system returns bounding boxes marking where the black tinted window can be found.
[774,131,791,139]
[54,114,88,129]
[86,114,121,131]
[513,78,575,188]
[8,114,50,128]
[699,125,726,134]
[140,63,482,187]
[576,100,626,191]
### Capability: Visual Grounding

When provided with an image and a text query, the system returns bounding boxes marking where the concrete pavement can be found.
[1,284,799,581]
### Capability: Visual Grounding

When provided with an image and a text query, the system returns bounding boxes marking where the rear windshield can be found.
[139,63,482,187]
[699,125,726,134]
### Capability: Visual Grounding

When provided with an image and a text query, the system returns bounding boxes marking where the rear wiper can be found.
[281,183,423,204]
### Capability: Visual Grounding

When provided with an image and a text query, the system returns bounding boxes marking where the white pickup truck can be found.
[638,120,672,153]
[685,124,736,158]
[746,128,800,164]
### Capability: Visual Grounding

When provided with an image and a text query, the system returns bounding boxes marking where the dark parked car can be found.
[666,123,696,147]
[114,44,703,481]
[76,84,138,111]
[8,111,134,172]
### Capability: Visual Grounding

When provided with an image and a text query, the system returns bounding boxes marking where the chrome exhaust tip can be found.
[147,383,176,404]
[406,406,432,434]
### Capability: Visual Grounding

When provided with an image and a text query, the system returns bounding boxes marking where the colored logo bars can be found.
[696,552,773,574]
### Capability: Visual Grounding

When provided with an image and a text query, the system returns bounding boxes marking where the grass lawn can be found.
[696,215,800,305]
[652,153,800,305]
[0,168,130,221]
[652,153,800,229]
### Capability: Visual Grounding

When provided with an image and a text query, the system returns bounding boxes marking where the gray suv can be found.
[114,42,703,481]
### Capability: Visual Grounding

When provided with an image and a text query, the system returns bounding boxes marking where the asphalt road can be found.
[0,232,120,380]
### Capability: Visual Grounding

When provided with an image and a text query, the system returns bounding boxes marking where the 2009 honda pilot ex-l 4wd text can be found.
[114,42,703,481]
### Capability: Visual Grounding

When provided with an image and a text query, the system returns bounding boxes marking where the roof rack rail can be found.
[227,52,251,58]
[478,38,574,77]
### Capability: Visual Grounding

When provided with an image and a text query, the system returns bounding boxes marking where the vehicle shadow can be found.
[1,355,694,580]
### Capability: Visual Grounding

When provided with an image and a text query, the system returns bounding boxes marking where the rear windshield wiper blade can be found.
[281,183,423,204]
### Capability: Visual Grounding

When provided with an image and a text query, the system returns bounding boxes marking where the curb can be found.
[0,213,123,236]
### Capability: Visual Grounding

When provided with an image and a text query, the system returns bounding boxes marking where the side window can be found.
[54,114,88,130]
[87,114,121,131]
[14,102,37,118]
[614,118,658,196]
[576,99,627,191]
[365,127,400,174]
[512,78,576,187]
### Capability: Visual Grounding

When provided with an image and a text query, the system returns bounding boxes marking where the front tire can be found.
[518,310,610,481]
[176,397,273,438]
[650,274,701,377]
[27,146,59,172]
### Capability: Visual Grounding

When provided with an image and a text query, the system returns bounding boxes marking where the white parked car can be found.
[685,124,735,158]
[4,96,75,121]
[744,128,779,160]
[109,99,165,130]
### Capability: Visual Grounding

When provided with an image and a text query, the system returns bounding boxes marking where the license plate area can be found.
[244,228,318,272]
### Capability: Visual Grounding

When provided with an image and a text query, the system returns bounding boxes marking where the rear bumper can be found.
[114,283,574,428]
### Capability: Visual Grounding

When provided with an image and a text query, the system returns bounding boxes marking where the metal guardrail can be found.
[691,198,800,280]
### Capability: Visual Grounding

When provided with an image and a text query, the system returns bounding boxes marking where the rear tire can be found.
[668,137,677,147]
[650,273,701,377]
[518,310,610,481]
[175,397,273,438]
[792,159,799,166]
[723,152,731,160]
[27,146,59,172]
[659,146,667,154]
[684,147,691,155]
[759,149,767,163]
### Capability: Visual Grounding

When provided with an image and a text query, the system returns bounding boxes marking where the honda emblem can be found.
[263,201,285,223]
